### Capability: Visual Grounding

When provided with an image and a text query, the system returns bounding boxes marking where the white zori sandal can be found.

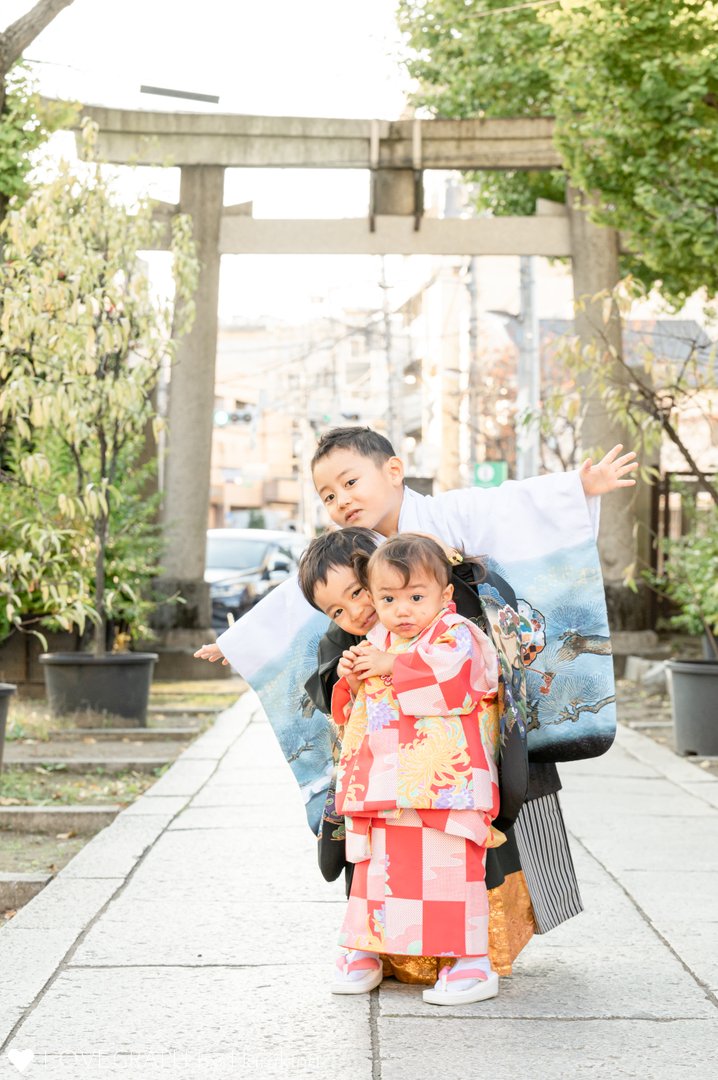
[422,959,499,1006]
[331,949,384,995]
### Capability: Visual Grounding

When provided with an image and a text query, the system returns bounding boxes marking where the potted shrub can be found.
[0,121,198,724]
[0,519,97,758]
[655,510,718,755]
[0,682,15,772]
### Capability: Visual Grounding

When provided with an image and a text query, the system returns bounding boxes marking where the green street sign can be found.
[473,461,509,488]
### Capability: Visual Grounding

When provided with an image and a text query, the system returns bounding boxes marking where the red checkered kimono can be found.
[331,603,502,958]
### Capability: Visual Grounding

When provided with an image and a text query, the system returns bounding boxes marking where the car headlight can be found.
[210,582,248,599]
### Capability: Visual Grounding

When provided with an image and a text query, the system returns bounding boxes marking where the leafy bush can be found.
[0,121,198,653]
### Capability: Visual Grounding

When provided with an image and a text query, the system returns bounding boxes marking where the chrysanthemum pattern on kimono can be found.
[333,604,501,819]
[331,604,503,958]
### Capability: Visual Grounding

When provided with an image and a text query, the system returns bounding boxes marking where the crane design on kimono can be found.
[555,630,612,664]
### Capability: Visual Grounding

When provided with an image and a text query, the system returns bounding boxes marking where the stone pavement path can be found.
[0,692,716,1080]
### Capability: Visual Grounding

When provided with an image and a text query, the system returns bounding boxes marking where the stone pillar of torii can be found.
[75,108,652,646]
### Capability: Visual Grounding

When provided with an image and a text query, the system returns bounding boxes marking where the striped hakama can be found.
[514,792,583,933]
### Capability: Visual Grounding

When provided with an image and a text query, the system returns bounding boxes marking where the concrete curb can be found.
[0,690,256,1048]
[615,721,718,809]
[4,758,173,774]
[0,874,52,910]
[48,727,202,741]
[0,806,121,836]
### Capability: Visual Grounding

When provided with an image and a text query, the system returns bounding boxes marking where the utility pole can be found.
[297,362,318,538]
[380,257,401,451]
[516,255,541,480]
[466,256,481,471]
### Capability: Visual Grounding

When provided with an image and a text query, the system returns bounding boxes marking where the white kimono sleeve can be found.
[399,472,615,763]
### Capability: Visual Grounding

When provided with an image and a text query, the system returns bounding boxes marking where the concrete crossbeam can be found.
[78,106,561,170]
[217,213,571,256]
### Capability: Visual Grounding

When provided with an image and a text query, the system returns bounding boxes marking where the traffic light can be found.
[214,409,254,426]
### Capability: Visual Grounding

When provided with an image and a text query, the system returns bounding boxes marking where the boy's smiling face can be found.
[313,564,378,637]
[312,448,404,536]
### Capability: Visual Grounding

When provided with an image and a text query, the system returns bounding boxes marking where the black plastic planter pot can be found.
[667,659,718,756]
[0,682,17,772]
[39,652,158,727]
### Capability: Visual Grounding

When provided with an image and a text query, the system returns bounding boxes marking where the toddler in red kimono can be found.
[331,533,504,1006]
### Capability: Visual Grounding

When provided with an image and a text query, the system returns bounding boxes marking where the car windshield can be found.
[206,537,270,571]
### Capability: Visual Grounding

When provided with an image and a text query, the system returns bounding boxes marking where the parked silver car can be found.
[205,528,308,630]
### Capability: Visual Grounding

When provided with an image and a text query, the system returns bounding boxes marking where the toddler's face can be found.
[313,563,378,637]
[312,448,404,536]
[369,563,453,639]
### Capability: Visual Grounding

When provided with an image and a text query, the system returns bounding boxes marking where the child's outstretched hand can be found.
[579,444,638,497]
[193,642,229,666]
[352,642,395,679]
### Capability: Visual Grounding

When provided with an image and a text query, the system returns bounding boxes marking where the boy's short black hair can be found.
[310,426,396,471]
[298,527,379,610]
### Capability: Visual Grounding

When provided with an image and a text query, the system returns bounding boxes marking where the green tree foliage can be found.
[547,0,718,303]
[398,0,564,214]
[0,122,199,653]
[398,0,718,302]
[0,64,78,218]
[648,505,718,649]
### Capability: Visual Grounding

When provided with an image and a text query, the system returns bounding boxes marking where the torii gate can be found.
[79,107,652,638]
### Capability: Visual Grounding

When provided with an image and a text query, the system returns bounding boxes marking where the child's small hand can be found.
[193,642,228,665]
[579,444,638,497]
[353,645,395,679]
[337,652,361,696]
[337,651,356,679]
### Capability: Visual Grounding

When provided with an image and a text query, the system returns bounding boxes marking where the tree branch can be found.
[1,0,76,75]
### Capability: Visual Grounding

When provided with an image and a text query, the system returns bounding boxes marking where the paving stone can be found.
[5,876,121,933]
[167,803,305,830]
[4,967,371,1080]
[377,1018,718,1080]
[378,943,713,1020]
[189,782,302,808]
[615,726,717,786]
[559,752,659,781]
[0,928,81,1023]
[0,1007,24,1054]
[219,726,288,765]
[563,787,711,818]
[139,759,217,797]
[55,815,172,880]
[70,899,342,967]
[209,764,294,785]
[618,869,718,994]
[109,827,343,903]
[568,816,718,873]
[674,780,718,810]
[120,795,190,816]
